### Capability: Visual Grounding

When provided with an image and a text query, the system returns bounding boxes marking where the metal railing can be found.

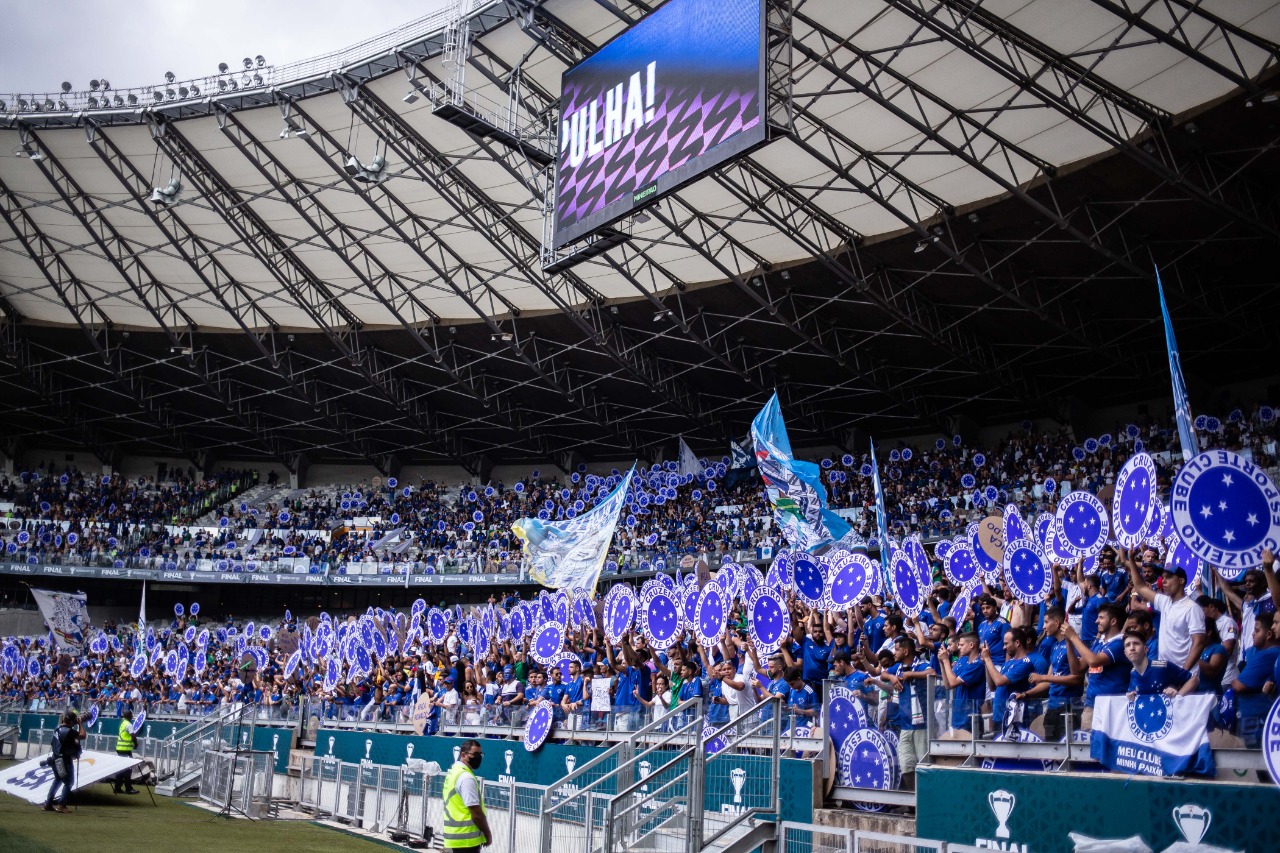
[298,753,547,851]
[154,702,257,791]
[199,748,274,818]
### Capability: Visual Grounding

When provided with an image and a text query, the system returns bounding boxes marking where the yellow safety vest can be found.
[441,761,485,848]
[117,719,136,753]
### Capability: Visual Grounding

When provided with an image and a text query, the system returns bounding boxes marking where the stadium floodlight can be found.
[89,79,100,91]
[255,55,266,67]
[100,79,110,90]
[243,58,253,70]
[61,82,72,93]
[344,153,388,185]
[149,176,183,207]
[114,95,125,106]
[165,71,176,83]
[218,62,229,74]
[127,94,138,105]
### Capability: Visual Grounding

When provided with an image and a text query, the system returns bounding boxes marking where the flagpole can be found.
[1157,265,1198,462]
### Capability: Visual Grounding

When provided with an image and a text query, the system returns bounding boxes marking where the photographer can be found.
[44,709,86,813]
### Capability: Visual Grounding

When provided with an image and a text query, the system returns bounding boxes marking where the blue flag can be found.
[870,439,894,596]
[750,393,851,552]
[1158,268,1198,462]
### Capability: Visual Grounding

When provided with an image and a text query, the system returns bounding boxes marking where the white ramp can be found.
[0,750,143,804]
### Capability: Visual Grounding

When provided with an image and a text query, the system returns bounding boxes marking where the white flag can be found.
[677,437,702,479]
[30,588,90,653]
[1089,693,1215,777]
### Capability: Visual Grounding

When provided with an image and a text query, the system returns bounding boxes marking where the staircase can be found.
[153,703,257,796]
[538,696,783,853]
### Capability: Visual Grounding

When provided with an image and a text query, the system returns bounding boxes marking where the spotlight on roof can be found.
[89,79,100,91]
[218,62,229,74]
[243,58,253,70]
[633,211,651,224]
[149,176,183,208]
[100,79,110,90]
[344,153,388,184]
[61,82,72,93]
[127,94,138,105]
[913,240,928,253]
[165,71,176,83]
[491,332,513,342]
[255,55,266,67]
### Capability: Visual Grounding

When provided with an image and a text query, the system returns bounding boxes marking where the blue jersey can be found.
[1128,660,1193,695]
[1046,638,1082,708]
[864,614,886,654]
[992,656,1034,726]
[978,618,1010,664]
[1099,569,1127,603]
[787,683,818,724]
[950,657,985,730]
[801,637,833,683]
[1237,645,1280,721]
[1198,643,1226,693]
[887,660,932,730]
[1085,635,1132,707]
[1080,594,1105,645]
[707,679,729,723]
[613,666,642,707]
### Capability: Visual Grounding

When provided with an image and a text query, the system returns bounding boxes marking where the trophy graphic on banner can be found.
[988,790,1016,839]
[364,738,374,763]
[327,735,336,761]
[453,745,461,763]
[565,755,577,774]
[730,767,747,807]
[406,743,415,763]
[272,733,279,752]
[505,750,514,776]
[1172,804,1212,846]
[241,731,249,746]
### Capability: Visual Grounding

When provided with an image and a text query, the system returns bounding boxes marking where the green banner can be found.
[315,729,813,822]
[917,766,1280,853]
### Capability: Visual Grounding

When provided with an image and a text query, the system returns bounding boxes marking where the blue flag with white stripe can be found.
[750,393,851,553]
[1158,268,1198,462]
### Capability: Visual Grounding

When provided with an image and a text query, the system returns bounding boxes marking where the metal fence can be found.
[199,748,274,818]
[297,754,547,851]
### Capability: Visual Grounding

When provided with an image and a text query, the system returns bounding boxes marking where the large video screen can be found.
[552,0,767,249]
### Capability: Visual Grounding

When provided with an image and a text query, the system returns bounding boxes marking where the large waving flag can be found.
[1158,268,1198,462]
[751,393,851,553]
[1090,693,1215,777]
[30,587,90,652]
[677,436,702,479]
[513,465,635,596]
[870,439,895,596]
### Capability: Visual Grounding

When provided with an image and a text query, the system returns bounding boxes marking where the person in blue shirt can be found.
[524,669,550,703]
[783,665,818,730]
[1230,613,1279,747]
[546,667,567,722]
[706,662,731,725]
[977,597,1010,666]
[1195,620,1229,695]
[1018,607,1083,740]
[798,610,833,687]
[938,632,985,733]
[1096,549,1128,603]
[984,626,1036,732]
[861,598,886,657]
[830,650,877,709]
[1123,632,1198,697]
[881,636,932,790]
[1123,610,1159,663]
[606,641,644,731]
[560,659,586,730]
[1065,603,1132,730]
[1075,573,1106,646]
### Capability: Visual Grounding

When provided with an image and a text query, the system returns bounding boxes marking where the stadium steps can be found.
[0,723,18,759]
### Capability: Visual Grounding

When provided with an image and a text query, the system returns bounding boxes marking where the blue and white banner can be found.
[729,437,754,470]
[513,465,635,596]
[1089,693,1216,777]
[29,587,90,653]
[750,393,851,553]
[1158,267,1198,462]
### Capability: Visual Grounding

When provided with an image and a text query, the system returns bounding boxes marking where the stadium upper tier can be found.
[3,405,1275,576]
[1,0,1278,464]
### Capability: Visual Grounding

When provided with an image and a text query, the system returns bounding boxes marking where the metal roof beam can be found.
[20,126,298,469]
[147,114,466,470]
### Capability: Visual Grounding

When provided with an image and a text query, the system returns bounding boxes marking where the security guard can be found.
[112,709,139,794]
[441,739,491,848]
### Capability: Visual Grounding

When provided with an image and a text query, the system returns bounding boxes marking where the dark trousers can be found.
[113,750,134,790]
[46,758,73,806]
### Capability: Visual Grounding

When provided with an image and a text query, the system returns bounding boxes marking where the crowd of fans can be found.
[3,402,1276,576]
[2,401,1279,790]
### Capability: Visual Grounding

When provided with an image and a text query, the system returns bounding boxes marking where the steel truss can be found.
[145,114,473,469]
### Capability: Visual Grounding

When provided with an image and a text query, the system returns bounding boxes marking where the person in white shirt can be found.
[1126,551,1205,670]
[1197,596,1240,685]
[438,677,460,725]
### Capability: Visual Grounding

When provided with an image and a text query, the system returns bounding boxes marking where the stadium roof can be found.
[2,0,1279,474]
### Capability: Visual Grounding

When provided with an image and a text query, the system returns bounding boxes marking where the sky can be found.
[1,0,451,95]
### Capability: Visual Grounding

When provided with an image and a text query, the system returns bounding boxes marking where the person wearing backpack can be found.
[44,710,86,813]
